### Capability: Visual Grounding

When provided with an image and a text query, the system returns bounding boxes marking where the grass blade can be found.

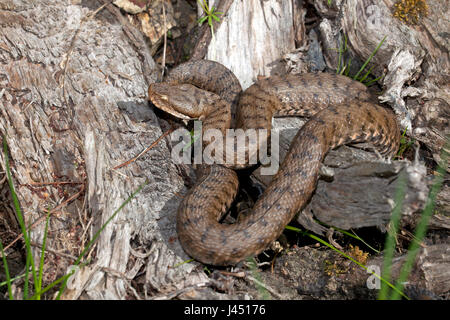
[197,16,207,25]
[36,209,51,300]
[3,134,148,299]
[28,268,77,299]
[349,230,381,254]
[358,65,375,83]
[0,272,26,288]
[389,136,449,299]
[364,74,384,87]
[336,34,346,74]
[285,225,409,299]
[378,170,407,299]
[353,35,387,81]
[3,136,38,299]
[246,257,271,300]
[315,221,381,254]
[344,58,352,76]
[0,239,13,299]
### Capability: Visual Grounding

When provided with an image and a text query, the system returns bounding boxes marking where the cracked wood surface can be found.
[0,0,191,299]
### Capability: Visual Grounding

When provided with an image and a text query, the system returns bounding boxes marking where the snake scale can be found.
[148,60,400,266]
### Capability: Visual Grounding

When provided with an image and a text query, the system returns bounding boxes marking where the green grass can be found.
[2,136,38,299]
[285,135,449,300]
[183,129,200,152]
[381,135,449,300]
[378,170,407,299]
[35,209,51,300]
[396,127,415,159]
[197,0,223,37]
[0,135,147,299]
[246,257,271,300]
[333,27,449,298]
[285,225,409,299]
[283,30,446,298]
[336,34,386,87]
[352,35,386,83]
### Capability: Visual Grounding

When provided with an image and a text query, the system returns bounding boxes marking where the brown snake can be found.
[148,60,400,266]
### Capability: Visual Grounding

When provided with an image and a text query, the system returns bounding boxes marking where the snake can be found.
[148,60,400,266]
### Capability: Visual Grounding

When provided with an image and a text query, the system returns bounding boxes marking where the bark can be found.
[251,119,437,235]
[314,0,449,170]
[0,0,190,299]
[202,0,301,89]
[313,0,450,226]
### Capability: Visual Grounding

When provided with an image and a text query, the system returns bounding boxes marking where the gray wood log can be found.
[251,118,434,235]
[0,0,193,299]
[259,243,450,299]
[204,0,298,89]
[366,243,450,297]
[314,0,449,171]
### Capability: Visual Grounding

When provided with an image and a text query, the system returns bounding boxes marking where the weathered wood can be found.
[256,243,450,299]
[191,0,234,61]
[251,119,431,235]
[0,0,193,299]
[366,243,450,297]
[313,0,449,218]
[315,0,449,171]
[204,0,298,89]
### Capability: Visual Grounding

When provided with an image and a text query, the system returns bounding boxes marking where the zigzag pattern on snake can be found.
[148,60,400,266]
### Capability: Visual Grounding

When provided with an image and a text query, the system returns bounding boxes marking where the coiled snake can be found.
[148,60,400,266]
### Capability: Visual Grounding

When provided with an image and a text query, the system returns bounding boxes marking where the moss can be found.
[393,0,429,25]
[347,245,369,266]
[323,245,369,276]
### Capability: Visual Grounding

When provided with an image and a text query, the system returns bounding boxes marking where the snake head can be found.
[148,82,221,120]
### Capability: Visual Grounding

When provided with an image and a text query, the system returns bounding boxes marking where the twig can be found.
[2,184,85,253]
[246,275,284,299]
[24,181,84,187]
[30,242,78,261]
[161,2,167,78]
[113,127,175,170]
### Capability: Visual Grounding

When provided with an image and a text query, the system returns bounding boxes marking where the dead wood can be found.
[0,0,189,299]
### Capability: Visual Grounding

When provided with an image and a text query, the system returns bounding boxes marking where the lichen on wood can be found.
[393,0,429,24]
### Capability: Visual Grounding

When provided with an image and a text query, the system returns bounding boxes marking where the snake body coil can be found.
[148,60,400,266]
